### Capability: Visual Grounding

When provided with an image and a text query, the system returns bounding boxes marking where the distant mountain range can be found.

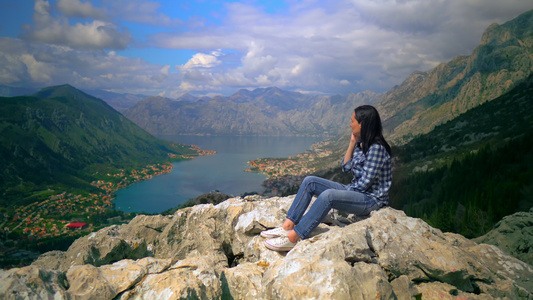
[0,86,40,97]
[0,84,195,205]
[123,87,379,136]
[81,89,147,113]
[0,84,380,137]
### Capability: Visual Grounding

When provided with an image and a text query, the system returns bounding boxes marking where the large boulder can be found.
[474,207,533,266]
[0,265,69,299]
[1,195,532,299]
[32,213,174,272]
[66,257,172,300]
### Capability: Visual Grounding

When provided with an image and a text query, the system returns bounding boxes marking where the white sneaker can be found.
[264,236,297,252]
[260,227,291,238]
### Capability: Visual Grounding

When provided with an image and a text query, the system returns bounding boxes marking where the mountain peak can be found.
[34,84,79,96]
[33,84,101,103]
[230,87,294,101]
[177,93,198,102]
[480,9,533,46]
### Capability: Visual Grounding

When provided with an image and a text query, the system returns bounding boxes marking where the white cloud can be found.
[21,0,131,50]
[2,0,532,97]
[340,80,350,86]
[20,53,52,83]
[148,0,532,95]
[0,37,181,94]
[180,52,222,69]
[107,0,182,27]
[178,81,197,93]
[176,51,229,91]
[160,65,171,75]
[0,43,31,84]
[57,0,108,20]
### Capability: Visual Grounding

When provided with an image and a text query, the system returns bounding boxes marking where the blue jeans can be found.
[288,176,384,239]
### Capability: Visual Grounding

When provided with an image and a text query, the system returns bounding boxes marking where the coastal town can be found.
[2,163,171,243]
[0,147,216,267]
[244,140,339,196]
[245,140,334,178]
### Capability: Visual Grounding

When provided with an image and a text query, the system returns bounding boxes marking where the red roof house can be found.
[66,222,88,229]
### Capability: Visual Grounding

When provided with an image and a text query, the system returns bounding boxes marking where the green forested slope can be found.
[0,84,196,206]
[390,74,533,238]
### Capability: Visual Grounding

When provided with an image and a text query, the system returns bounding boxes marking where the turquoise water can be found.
[113,135,322,213]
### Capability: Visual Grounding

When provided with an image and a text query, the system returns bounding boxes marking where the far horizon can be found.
[0,83,355,99]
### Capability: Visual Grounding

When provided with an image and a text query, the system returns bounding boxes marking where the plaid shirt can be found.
[341,143,392,203]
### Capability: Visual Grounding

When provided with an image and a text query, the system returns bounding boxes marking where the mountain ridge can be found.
[378,9,533,145]
[81,88,147,112]
[124,88,379,136]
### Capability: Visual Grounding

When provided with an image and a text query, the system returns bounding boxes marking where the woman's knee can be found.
[316,189,335,205]
[302,175,319,185]
[301,176,321,191]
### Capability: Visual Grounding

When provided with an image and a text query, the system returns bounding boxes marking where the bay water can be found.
[113,135,322,213]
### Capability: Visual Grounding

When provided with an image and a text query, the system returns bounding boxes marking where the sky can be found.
[0,0,532,98]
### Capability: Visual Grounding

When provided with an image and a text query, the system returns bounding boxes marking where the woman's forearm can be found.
[343,139,357,164]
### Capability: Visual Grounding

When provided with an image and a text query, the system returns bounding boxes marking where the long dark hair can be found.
[354,105,391,156]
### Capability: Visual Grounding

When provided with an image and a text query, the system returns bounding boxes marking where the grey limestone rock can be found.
[474,208,533,266]
[1,195,532,299]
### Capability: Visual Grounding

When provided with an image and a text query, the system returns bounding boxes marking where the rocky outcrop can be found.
[1,195,532,299]
[474,207,533,266]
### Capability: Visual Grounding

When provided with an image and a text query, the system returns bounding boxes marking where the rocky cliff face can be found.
[1,195,532,299]
[378,9,533,145]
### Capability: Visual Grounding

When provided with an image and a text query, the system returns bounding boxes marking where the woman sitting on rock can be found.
[261,105,392,252]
